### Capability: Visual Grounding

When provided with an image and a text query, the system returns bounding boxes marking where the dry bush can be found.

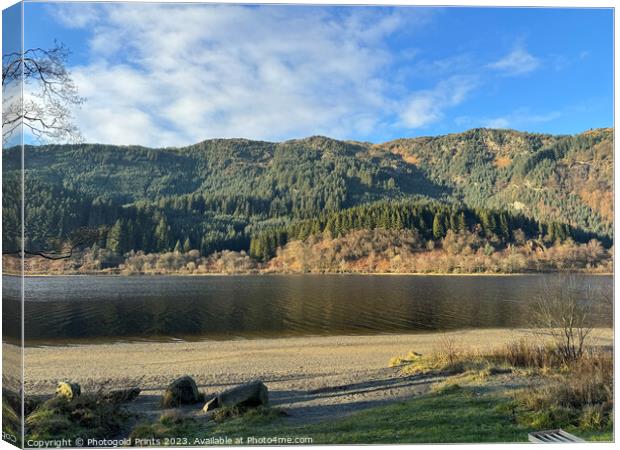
[558,350,613,408]
[513,349,613,431]
[388,351,423,368]
[488,339,562,369]
[531,275,597,362]
[436,333,462,365]
[391,345,484,376]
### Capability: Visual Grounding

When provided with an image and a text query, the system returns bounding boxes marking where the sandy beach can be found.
[14,328,613,422]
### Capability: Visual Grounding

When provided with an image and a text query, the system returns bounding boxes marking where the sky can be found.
[14,2,615,147]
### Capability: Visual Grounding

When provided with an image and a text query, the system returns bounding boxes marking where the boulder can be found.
[202,396,218,412]
[102,387,141,403]
[55,382,81,400]
[203,380,268,412]
[161,376,201,408]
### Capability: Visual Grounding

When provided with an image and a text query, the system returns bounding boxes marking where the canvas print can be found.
[1,1,614,447]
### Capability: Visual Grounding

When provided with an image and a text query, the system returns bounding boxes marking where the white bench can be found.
[528,429,585,443]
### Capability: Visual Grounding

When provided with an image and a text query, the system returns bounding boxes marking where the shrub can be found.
[488,339,562,369]
[580,405,606,431]
[556,350,613,408]
[513,350,613,431]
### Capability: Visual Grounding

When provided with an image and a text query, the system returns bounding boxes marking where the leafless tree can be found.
[2,43,91,260]
[2,42,84,144]
[531,274,595,361]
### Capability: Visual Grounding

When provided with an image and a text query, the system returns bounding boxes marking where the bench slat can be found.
[528,429,585,443]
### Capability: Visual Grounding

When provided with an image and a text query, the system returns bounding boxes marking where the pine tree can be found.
[432,214,445,240]
[154,217,170,251]
[183,237,191,253]
[457,212,466,232]
[106,220,123,254]
[499,213,510,239]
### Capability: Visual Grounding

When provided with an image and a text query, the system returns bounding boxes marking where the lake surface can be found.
[2,274,613,345]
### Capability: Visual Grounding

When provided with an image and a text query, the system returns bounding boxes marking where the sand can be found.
[11,328,614,422]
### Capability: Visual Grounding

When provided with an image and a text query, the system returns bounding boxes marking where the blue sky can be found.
[18,2,614,146]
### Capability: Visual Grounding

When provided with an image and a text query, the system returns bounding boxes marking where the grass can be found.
[127,406,289,441]
[507,350,613,440]
[209,369,612,444]
[295,384,528,444]
[211,405,287,424]
[140,383,531,444]
[24,394,133,443]
[129,411,204,445]
[2,395,21,446]
[389,338,614,442]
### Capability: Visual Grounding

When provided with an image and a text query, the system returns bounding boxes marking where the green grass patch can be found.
[2,395,21,445]
[209,375,612,443]
[129,412,204,445]
[25,395,132,444]
[294,385,528,444]
[211,405,287,424]
[199,385,530,444]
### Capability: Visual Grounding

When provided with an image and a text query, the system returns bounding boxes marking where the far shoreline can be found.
[10,271,614,278]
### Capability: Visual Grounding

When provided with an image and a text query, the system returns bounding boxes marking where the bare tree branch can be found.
[2,42,88,260]
[2,226,108,260]
[2,41,84,144]
[531,274,595,361]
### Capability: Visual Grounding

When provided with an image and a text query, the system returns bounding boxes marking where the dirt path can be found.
[126,367,445,425]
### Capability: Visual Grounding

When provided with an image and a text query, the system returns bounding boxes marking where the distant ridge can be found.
[3,127,612,257]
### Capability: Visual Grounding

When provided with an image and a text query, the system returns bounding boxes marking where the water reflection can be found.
[11,274,613,345]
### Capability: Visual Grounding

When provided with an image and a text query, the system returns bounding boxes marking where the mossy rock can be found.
[102,387,141,403]
[161,376,201,408]
[55,382,81,400]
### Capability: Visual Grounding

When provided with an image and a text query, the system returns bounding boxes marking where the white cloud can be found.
[49,3,439,146]
[481,109,561,129]
[483,117,510,129]
[400,76,477,128]
[489,45,540,75]
[46,2,100,29]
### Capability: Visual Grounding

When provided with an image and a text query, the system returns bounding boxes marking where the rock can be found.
[55,382,81,400]
[102,387,141,403]
[161,376,201,408]
[202,396,218,412]
[203,380,268,412]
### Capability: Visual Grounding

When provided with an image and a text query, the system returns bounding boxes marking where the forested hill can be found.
[1,127,613,259]
[378,127,613,237]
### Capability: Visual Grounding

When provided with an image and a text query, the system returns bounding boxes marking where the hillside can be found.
[377,128,613,236]
[1,128,613,267]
